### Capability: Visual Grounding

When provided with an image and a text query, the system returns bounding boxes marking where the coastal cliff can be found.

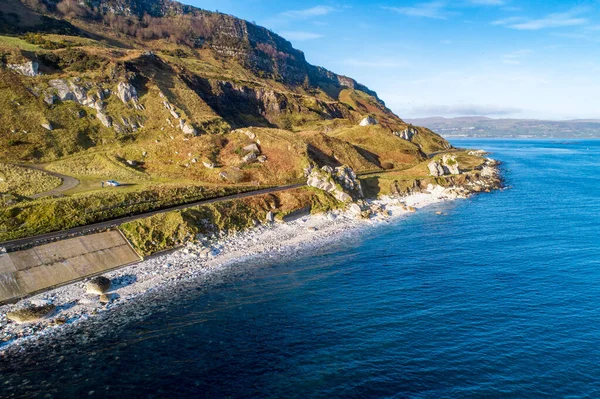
[0,0,453,243]
[0,0,503,349]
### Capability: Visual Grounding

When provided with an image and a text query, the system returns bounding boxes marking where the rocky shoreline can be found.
[0,159,502,356]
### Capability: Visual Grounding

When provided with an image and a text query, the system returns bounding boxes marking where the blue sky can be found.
[190,1,600,120]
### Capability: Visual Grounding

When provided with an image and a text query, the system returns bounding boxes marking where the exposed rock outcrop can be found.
[182,123,197,135]
[49,79,76,102]
[243,143,260,153]
[96,111,112,128]
[428,154,461,177]
[306,164,362,202]
[240,142,262,163]
[359,116,378,126]
[468,150,488,156]
[162,99,182,119]
[243,152,257,162]
[48,79,107,113]
[8,61,39,77]
[117,81,138,104]
[428,161,445,177]
[394,126,418,141]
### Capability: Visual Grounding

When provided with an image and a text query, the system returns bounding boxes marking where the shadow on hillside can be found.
[361,177,381,198]
[180,74,276,129]
[353,145,381,168]
[307,144,342,167]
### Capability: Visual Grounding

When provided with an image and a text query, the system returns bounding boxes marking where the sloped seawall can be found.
[0,230,141,303]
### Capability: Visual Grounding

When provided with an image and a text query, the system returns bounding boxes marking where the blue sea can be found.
[3,139,600,398]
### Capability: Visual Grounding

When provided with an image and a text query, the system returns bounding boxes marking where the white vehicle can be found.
[105,180,121,187]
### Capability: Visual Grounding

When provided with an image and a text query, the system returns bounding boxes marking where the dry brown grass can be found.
[329,125,423,166]
[0,163,61,196]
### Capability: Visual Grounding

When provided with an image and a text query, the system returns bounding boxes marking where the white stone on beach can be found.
[350,203,362,215]
[266,211,274,223]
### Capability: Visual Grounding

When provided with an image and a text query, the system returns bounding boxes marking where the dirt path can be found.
[19,165,80,198]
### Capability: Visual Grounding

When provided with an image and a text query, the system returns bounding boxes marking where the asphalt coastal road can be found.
[3,151,458,250]
[1,183,305,250]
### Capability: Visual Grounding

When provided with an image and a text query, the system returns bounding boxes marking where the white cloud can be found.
[281,6,335,19]
[502,49,532,63]
[279,31,324,41]
[384,2,451,20]
[494,9,588,30]
[552,32,600,43]
[491,16,523,26]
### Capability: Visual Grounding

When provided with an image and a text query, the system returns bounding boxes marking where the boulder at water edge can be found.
[86,276,111,295]
[6,304,56,324]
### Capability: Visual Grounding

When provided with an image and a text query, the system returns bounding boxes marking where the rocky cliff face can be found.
[0,0,452,177]
[15,0,381,99]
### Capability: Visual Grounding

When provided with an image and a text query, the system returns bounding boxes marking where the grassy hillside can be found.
[0,0,457,241]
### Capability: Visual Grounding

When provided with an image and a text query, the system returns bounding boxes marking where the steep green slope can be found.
[0,0,458,241]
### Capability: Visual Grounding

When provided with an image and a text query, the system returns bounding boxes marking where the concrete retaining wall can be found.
[0,230,141,303]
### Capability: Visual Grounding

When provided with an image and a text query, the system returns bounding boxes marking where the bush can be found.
[161,48,188,58]
[22,33,66,49]
[7,139,24,146]
[381,161,394,170]
[38,48,107,72]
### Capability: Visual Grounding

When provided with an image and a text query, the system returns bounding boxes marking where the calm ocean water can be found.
[3,139,600,398]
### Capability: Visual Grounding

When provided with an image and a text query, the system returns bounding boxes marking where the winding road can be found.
[20,165,80,198]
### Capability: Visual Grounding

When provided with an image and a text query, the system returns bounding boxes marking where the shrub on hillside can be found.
[38,48,106,72]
